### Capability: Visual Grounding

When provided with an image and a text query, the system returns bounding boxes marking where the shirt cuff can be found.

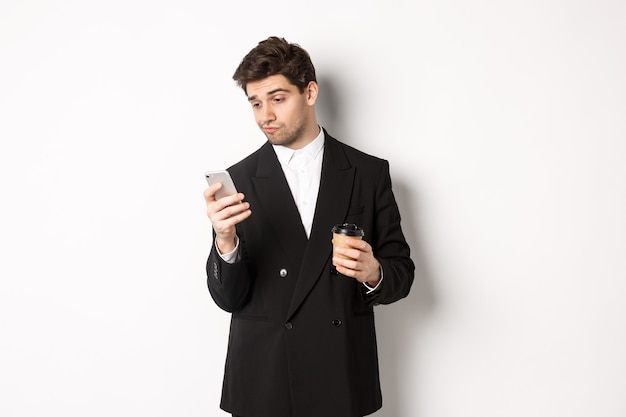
[215,236,240,264]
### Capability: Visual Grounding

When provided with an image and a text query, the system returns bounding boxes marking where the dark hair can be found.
[232,36,317,94]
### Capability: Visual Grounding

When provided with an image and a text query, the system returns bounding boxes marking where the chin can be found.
[267,135,294,147]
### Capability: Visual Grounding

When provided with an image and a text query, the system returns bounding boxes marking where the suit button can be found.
[284,322,293,330]
[279,268,288,278]
[332,319,342,327]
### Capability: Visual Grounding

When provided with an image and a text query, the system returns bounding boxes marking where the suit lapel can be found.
[287,135,354,319]
[252,143,308,267]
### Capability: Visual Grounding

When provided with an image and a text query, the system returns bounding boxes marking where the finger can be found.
[333,256,361,272]
[228,201,250,216]
[345,238,370,251]
[334,246,363,262]
[221,204,252,223]
[211,208,252,235]
[334,263,366,281]
[213,192,246,210]
[335,264,355,277]
[206,194,247,218]
[228,208,252,225]
[204,184,246,205]
[209,201,250,221]
[204,183,223,201]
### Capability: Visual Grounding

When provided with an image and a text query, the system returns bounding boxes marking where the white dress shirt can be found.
[272,128,325,238]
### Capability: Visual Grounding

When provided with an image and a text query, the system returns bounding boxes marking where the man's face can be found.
[246,74,317,149]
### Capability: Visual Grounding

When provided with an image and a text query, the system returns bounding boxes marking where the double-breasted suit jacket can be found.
[207,132,414,417]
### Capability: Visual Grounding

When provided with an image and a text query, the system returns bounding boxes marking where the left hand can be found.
[332,238,381,287]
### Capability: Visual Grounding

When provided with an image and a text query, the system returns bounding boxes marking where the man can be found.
[204,36,414,417]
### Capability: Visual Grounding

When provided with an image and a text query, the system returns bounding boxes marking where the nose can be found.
[260,106,275,124]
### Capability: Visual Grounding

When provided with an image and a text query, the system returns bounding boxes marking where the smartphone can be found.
[205,170,238,199]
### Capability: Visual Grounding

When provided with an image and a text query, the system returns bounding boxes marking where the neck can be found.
[285,123,321,150]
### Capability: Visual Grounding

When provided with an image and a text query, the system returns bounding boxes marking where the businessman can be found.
[204,36,415,417]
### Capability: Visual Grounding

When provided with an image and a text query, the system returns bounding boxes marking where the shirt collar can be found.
[273,127,325,165]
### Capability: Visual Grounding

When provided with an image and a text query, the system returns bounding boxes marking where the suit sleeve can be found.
[206,232,252,313]
[364,160,415,306]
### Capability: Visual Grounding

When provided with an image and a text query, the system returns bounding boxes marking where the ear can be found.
[305,81,318,105]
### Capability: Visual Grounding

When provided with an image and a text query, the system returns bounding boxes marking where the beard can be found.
[260,119,308,148]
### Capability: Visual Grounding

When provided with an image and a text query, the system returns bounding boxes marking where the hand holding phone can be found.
[203,169,250,254]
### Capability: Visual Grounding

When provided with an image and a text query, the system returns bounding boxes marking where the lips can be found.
[263,125,279,134]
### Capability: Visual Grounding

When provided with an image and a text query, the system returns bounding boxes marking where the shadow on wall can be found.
[316,75,345,139]
[318,74,437,417]
[373,180,436,417]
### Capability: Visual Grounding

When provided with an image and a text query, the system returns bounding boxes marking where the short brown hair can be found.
[232,36,317,94]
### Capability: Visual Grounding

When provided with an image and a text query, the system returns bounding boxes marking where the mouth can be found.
[262,125,279,134]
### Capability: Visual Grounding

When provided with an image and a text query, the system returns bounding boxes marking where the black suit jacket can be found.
[207,132,414,417]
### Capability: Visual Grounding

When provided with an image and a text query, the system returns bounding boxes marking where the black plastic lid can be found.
[331,223,364,237]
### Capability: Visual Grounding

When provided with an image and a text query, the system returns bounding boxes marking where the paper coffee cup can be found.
[331,223,364,266]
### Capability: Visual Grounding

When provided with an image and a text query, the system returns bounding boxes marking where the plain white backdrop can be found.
[1,1,625,416]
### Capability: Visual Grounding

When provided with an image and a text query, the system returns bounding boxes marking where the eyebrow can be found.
[247,88,291,102]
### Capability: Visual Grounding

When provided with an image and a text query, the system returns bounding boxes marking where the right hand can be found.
[204,183,251,254]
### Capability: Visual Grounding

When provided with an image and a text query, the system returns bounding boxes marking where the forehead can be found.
[246,74,298,100]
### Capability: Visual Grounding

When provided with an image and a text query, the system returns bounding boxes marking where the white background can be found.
[1,1,625,416]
